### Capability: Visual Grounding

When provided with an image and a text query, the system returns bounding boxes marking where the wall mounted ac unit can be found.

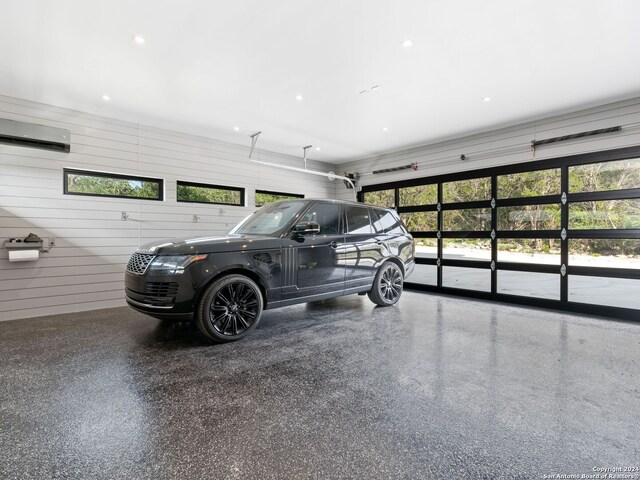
[0,118,70,153]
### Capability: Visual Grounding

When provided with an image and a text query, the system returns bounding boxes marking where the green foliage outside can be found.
[255,192,302,207]
[399,185,437,206]
[498,239,561,256]
[363,189,394,207]
[365,159,640,259]
[567,160,640,257]
[498,168,561,198]
[67,173,159,199]
[444,208,492,231]
[177,184,241,205]
[400,212,437,231]
[570,200,640,230]
[443,177,491,203]
[498,205,561,230]
[569,159,640,193]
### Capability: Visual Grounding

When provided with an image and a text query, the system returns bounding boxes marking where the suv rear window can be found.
[372,208,406,234]
[345,205,373,234]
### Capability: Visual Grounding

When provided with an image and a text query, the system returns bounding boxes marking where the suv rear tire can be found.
[367,262,404,307]
[196,274,264,343]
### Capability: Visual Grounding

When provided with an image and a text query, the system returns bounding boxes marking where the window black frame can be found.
[63,168,164,201]
[344,204,374,235]
[255,189,304,207]
[177,180,245,206]
[359,145,640,321]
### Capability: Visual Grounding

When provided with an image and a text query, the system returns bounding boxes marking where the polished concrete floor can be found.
[1,292,638,479]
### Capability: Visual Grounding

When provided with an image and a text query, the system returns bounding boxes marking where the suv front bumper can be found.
[125,271,196,321]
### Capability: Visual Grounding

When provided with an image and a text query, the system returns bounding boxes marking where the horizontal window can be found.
[569,239,640,269]
[569,158,640,193]
[64,169,163,201]
[498,205,560,230]
[443,208,491,231]
[569,199,640,229]
[408,264,437,286]
[400,211,438,232]
[498,168,561,199]
[442,266,490,292]
[498,239,561,265]
[414,238,437,259]
[443,239,491,262]
[443,177,491,203]
[399,184,437,207]
[177,181,244,206]
[255,189,304,207]
[497,271,560,300]
[569,276,640,310]
[363,189,395,208]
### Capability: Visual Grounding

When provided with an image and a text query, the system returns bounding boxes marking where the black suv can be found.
[125,199,415,342]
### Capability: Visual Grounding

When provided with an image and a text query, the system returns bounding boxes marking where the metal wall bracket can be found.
[193,215,200,223]
[248,131,262,158]
[302,145,312,170]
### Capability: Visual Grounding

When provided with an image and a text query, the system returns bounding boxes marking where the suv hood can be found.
[136,234,281,255]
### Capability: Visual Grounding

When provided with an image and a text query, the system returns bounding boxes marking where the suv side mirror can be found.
[293,221,321,236]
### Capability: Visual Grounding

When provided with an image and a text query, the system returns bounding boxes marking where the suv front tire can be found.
[196,274,264,343]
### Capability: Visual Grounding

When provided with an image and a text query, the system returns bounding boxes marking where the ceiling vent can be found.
[0,118,71,153]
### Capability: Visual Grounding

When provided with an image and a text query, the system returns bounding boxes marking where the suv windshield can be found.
[232,201,307,236]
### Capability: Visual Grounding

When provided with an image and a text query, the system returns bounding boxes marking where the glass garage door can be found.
[360,146,640,320]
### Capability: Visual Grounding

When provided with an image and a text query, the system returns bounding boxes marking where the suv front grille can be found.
[126,253,155,275]
[144,282,179,298]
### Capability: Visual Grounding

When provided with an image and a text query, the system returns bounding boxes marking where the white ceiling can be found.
[1,0,640,163]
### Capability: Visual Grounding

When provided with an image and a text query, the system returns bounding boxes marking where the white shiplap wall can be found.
[336,97,640,200]
[0,95,337,321]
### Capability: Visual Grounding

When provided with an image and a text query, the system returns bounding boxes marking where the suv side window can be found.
[301,202,341,234]
[372,208,406,234]
[345,205,373,234]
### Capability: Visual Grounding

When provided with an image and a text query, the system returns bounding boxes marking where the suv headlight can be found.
[147,254,207,275]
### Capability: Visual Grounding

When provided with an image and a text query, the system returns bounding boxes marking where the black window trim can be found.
[344,204,374,235]
[255,189,305,207]
[358,145,640,321]
[177,180,245,207]
[63,168,164,201]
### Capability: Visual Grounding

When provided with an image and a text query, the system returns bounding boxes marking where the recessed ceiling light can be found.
[133,35,145,44]
[481,96,491,102]
[370,85,380,91]
[295,95,304,101]
[382,127,389,132]
[102,94,110,101]
[233,126,240,132]
[359,89,368,95]
[401,39,414,48]
[315,147,321,151]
